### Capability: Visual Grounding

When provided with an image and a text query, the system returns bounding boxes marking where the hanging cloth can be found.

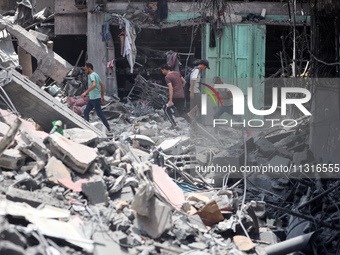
[157,0,168,21]
[101,22,112,43]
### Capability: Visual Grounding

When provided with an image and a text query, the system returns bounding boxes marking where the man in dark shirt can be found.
[161,64,186,129]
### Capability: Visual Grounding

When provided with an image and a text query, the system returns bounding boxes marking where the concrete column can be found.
[87,0,108,93]
[18,46,32,77]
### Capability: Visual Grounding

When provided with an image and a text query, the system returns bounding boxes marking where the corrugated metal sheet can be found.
[205,23,266,121]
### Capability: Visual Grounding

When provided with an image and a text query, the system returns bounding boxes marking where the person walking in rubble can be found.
[81,63,111,134]
[161,64,186,129]
[187,59,210,120]
[212,76,251,137]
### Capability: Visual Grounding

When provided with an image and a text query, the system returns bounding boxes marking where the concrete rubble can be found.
[0,89,339,255]
[0,5,339,255]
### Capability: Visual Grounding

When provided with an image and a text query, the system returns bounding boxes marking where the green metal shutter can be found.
[205,23,266,121]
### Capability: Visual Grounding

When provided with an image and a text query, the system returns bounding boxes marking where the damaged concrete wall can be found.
[87,0,110,95]
[0,69,105,137]
[309,84,340,163]
[106,2,309,15]
[55,0,87,35]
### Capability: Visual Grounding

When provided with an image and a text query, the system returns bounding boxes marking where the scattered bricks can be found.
[0,149,26,170]
[46,156,71,184]
[6,187,64,208]
[266,131,293,144]
[171,154,200,176]
[45,133,97,174]
[255,137,277,158]
[63,128,99,147]
[81,181,108,205]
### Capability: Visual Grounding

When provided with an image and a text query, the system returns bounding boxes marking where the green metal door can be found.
[205,23,266,121]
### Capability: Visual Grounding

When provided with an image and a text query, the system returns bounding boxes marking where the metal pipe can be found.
[264,232,315,255]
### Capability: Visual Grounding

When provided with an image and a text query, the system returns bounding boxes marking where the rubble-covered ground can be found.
[1,77,340,255]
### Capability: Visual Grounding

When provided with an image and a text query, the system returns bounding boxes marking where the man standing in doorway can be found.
[81,62,111,134]
[187,59,210,120]
[161,64,186,129]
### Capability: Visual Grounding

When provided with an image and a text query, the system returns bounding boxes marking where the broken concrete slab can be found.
[0,122,10,136]
[81,180,108,205]
[0,72,105,137]
[157,136,190,154]
[0,199,70,219]
[152,164,185,210]
[28,29,49,42]
[0,19,73,84]
[6,187,65,208]
[63,128,99,147]
[0,148,26,170]
[18,127,49,162]
[45,132,97,174]
[0,109,48,140]
[26,216,94,253]
[45,156,71,184]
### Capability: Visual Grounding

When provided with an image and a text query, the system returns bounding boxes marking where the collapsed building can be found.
[1,0,340,255]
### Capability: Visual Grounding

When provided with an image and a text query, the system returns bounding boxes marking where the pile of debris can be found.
[1,96,340,255]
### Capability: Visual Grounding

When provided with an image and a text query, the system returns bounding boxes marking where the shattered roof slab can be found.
[0,69,105,137]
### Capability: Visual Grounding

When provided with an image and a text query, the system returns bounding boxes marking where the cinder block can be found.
[81,181,108,205]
